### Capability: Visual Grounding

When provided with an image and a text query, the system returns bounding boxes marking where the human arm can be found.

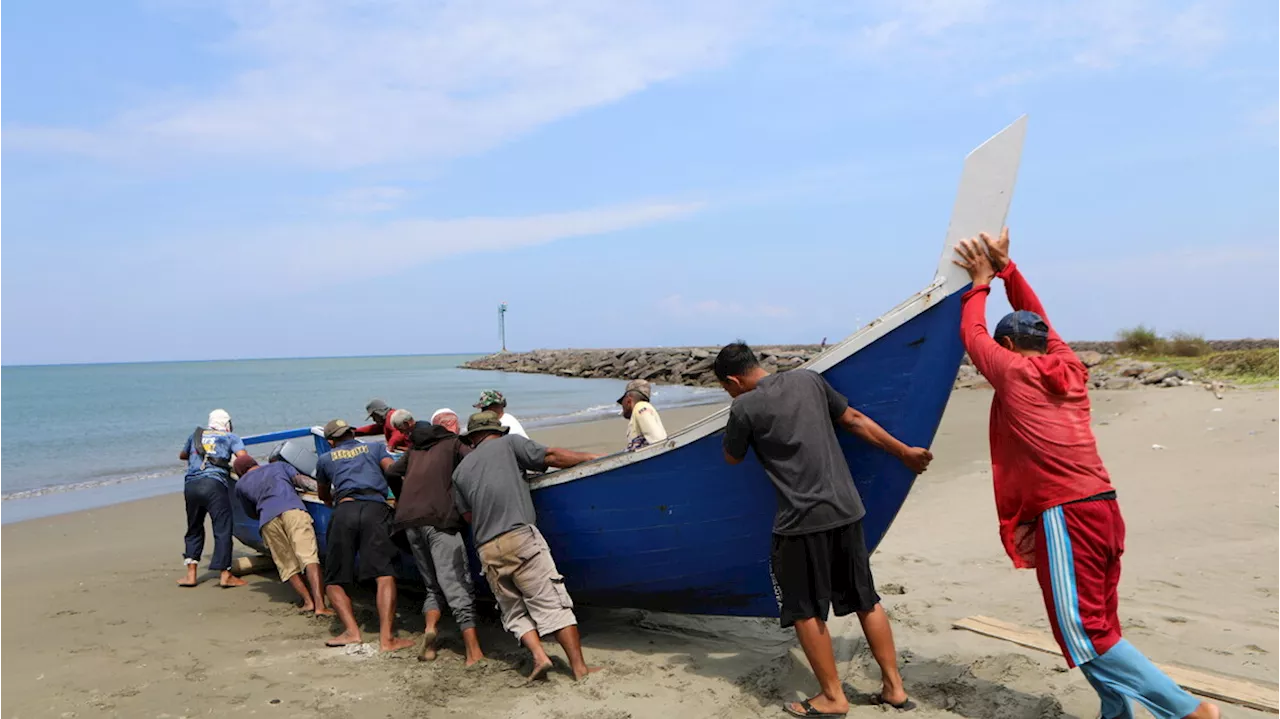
[292,473,318,494]
[954,236,1019,386]
[722,404,750,466]
[836,407,932,473]
[544,447,602,469]
[383,453,408,498]
[450,471,472,526]
[985,228,1071,358]
[352,422,380,437]
[371,443,396,473]
[315,460,334,507]
[179,435,191,461]
[230,435,248,459]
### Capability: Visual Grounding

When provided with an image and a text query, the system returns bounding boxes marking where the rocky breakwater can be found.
[469,344,1258,395]
[954,350,1236,395]
[462,346,821,388]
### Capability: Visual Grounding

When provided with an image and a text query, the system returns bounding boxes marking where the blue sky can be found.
[3,0,1277,365]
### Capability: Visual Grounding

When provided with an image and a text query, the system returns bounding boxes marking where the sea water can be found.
[1,354,723,522]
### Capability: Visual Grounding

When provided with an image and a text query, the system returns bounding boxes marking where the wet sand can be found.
[3,390,1276,718]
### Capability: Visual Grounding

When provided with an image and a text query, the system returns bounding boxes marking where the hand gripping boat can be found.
[231,117,1028,617]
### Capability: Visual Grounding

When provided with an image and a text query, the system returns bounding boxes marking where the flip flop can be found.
[783,699,847,718]
[325,639,361,648]
[870,694,917,711]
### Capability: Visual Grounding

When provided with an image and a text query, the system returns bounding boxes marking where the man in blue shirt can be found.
[177,409,250,588]
[233,454,334,617]
[314,419,414,652]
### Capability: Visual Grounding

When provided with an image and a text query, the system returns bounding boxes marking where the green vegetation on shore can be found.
[1114,325,1278,384]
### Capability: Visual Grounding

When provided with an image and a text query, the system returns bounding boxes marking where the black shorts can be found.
[324,500,397,586]
[770,521,880,628]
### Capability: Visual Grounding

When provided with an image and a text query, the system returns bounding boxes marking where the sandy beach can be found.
[3,389,1276,719]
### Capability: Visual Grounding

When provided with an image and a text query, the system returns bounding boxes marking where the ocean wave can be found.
[523,388,724,429]
[1,470,178,501]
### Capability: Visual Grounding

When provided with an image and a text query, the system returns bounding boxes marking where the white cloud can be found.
[659,294,793,320]
[328,186,409,213]
[5,0,767,169]
[3,1,1234,169]
[224,199,705,290]
[828,0,1228,90]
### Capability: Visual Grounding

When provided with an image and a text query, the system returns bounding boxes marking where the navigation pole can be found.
[498,302,508,352]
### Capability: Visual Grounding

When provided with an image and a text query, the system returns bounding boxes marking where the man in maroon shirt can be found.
[954,228,1217,719]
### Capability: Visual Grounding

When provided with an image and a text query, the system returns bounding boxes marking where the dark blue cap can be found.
[994,310,1049,340]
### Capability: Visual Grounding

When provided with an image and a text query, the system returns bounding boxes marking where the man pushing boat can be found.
[715,344,931,717]
[451,411,602,682]
[953,228,1219,719]
[314,418,416,652]
[232,454,334,617]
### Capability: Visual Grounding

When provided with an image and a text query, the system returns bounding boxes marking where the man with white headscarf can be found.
[430,408,460,435]
[177,409,250,588]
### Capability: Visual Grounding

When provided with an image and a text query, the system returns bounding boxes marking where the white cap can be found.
[430,408,457,423]
[208,409,232,432]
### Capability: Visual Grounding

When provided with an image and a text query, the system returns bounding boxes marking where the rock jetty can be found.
[463,346,819,388]
[462,340,1276,392]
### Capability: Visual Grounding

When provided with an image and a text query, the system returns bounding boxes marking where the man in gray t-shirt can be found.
[717,342,931,717]
[452,411,602,683]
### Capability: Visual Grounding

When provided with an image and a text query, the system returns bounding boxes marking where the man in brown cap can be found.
[451,411,602,681]
[617,379,667,451]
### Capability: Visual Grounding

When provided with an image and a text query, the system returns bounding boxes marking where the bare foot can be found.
[572,665,603,681]
[177,565,199,587]
[313,607,336,617]
[299,602,316,613]
[525,657,554,683]
[325,631,362,647]
[1188,702,1220,719]
[381,637,415,653]
[219,572,247,588]
[417,628,439,662]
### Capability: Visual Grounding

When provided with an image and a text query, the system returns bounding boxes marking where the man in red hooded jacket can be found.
[955,228,1218,719]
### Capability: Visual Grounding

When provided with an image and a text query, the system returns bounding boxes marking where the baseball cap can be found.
[460,411,509,438]
[473,390,507,409]
[366,399,390,419]
[994,310,1049,340]
[323,418,355,440]
[232,454,259,477]
[616,379,652,404]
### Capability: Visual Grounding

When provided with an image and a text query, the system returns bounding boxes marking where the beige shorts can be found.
[261,509,320,582]
[477,525,576,641]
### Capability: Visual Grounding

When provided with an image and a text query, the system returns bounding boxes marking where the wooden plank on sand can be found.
[953,615,1279,714]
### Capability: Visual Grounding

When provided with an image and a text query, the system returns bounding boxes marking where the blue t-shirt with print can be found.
[315,439,392,503]
[182,429,246,485]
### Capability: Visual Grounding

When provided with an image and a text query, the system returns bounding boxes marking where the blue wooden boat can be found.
[231,118,1028,618]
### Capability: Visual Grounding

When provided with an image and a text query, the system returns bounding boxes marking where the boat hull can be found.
[229,291,965,617]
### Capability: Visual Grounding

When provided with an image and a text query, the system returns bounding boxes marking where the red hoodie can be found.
[960,261,1114,569]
